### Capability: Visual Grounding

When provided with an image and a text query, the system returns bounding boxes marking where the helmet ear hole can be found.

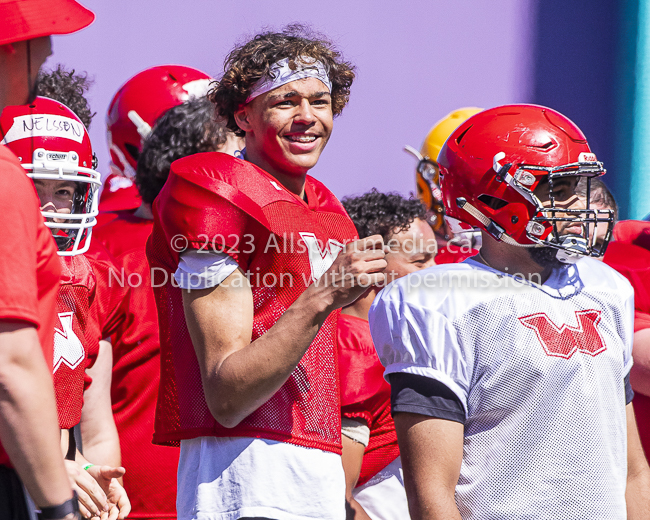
[455,125,472,145]
[478,194,509,210]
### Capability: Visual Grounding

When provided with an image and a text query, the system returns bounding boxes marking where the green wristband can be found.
[83,464,94,471]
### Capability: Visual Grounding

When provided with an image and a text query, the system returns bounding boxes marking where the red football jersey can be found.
[338,314,399,486]
[148,152,358,453]
[94,210,179,519]
[54,255,97,429]
[603,222,650,458]
[0,146,61,467]
[98,173,142,213]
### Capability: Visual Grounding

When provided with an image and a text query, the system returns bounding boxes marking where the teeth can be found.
[287,135,316,143]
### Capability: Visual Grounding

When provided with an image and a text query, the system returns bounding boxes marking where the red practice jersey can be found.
[94,209,179,519]
[148,152,358,453]
[338,314,399,486]
[0,146,61,467]
[54,255,97,429]
[603,220,650,458]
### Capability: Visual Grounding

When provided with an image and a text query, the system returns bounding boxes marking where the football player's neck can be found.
[341,287,379,321]
[244,146,307,199]
[477,232,554,284]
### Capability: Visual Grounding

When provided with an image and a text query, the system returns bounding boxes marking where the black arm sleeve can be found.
[388,372,466,424]
[625,371,634,405]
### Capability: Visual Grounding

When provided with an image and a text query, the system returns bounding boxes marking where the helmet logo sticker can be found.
[578,152,597,163]
[1,114,84,145]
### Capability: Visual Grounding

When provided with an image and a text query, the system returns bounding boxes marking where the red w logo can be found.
[518,310,606,359]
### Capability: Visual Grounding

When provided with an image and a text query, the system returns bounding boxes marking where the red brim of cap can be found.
[0,0,95,46]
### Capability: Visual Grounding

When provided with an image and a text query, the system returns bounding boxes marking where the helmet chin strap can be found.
[456,197,536,248]
[458,197,586,264]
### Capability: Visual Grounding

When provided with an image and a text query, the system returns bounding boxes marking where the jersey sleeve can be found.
[0,152,42,326]
[369,280,470,412]
[174,250,239,289]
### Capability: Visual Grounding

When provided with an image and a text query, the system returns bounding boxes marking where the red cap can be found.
[0,0,95,46]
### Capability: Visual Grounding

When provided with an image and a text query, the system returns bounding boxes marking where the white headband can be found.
[246,57,332,103]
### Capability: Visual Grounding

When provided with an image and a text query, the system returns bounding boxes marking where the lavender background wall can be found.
[49,0,535,200]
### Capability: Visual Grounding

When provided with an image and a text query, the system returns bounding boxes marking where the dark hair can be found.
[135,96,229,204]
[36,64,95,129]
[576,177,618,221]
[342,189,427,241]
[210,23,355,136]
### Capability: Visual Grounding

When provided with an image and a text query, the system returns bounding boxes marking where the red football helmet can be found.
[0,96,101,255]
[106,65,212,179]
[438,104,613,261]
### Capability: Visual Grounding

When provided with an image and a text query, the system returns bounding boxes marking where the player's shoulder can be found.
[375,262,475,310]
[576,256,634,298]
[305,174,348,215]
[59,254,96,290]
[169,152,300,209]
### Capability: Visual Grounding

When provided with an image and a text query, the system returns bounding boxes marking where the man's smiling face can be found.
[236,76,333,179]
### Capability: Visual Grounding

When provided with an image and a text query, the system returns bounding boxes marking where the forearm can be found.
[627,469,650,519]
[80,424,121,468]
[81,339,121,467]
[0,325,73,508]
[204,284,331,426]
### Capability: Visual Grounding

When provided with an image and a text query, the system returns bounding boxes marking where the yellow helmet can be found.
[406,107,483,231]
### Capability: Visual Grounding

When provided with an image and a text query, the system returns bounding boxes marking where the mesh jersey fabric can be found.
[54,254,96,429]
[370,257,634,520]
[338,314,399,486]
[84,241,129,392]
[147,152,358,453]
[94,210,179,519]
[0,145,61,467]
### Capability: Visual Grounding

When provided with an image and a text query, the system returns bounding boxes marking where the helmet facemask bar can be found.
[503,160,614,259]
[23,149,102,256]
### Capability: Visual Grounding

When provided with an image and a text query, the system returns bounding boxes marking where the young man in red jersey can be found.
[94,95,235,520]
[340,190,436,520]
[1,97,130,520]
[0,2,93,518]
[148,25,387,520]
[36,65,131,474]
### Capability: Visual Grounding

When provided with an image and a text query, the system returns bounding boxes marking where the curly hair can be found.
[342,189,427,241]
[135,96,229,204]
[209,23,355,136]
[36,64,95,129]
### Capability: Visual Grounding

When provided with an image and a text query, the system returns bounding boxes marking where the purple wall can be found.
[50,0,535,200]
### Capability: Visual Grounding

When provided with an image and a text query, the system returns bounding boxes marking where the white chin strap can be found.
[457,198,536,248]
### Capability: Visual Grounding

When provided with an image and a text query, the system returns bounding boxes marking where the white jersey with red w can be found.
[369,257,634,520]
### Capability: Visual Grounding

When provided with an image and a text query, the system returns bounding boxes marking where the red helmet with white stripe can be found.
[106,65,212,178]
[0,96,101,255]
[438,104,613,261]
